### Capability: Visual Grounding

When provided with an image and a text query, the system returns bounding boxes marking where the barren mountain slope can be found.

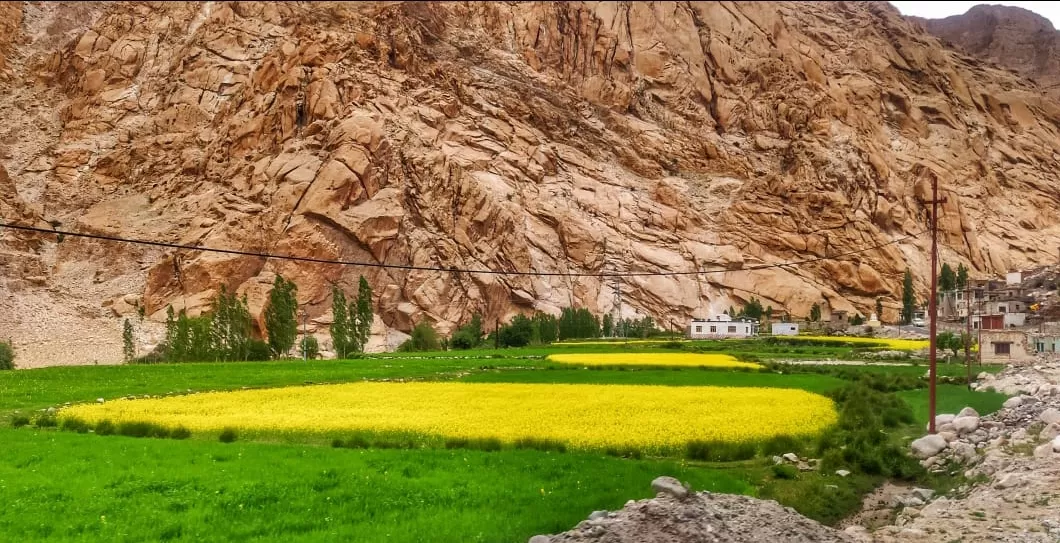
[913,4,1060,100]
[2,1,1060,366]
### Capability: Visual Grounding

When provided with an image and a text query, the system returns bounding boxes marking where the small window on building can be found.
[1038,343,1045,353]
[994,342,1011,355]
[727,325,737,333]
[710,326,717,333]
[695,326,702,333]
[998,306,1006,313]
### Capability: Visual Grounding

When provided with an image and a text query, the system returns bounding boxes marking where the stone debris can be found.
[649,476,688,500]
[541,487,856,543]
[877,352,1060,542]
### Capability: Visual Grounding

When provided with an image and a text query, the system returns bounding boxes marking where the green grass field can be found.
[0,343,1011,541]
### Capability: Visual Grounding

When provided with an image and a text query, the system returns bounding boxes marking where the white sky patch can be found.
[889,1,1060,29]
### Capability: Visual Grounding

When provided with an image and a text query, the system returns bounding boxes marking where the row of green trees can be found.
[330,278,373,359]
[144,275,372,363]
[160,285,261,362]
[399,305,676,353]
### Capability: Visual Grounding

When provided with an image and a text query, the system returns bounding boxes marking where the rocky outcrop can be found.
[912,5,1060,100]
[3,2,1060,366]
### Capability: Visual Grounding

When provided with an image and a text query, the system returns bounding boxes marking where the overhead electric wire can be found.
[0,220,925,278]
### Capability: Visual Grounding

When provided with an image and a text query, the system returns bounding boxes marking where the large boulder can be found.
[1041,408,1060,426]
[911,434,948,459]
[952,415,980,435]
[650,476,688,500]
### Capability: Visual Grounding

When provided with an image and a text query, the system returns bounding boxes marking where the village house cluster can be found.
[684,265,1060,364]
[937,267,1060,363]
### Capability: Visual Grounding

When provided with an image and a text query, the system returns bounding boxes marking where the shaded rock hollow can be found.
[2,1,1060,365]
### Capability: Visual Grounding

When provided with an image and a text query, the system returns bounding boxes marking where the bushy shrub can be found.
[117,421,170,438]
[816,384,923,479]
[34,413,58,428]
[398,321,441,352]
[95,420,116,435]
[10,414,30,428]
[170,426,192,440]
[60,417,91,433]
[0,340,14,370]
[771,464,799,480]
[761,435,805,457]
[247,339,272,361]
[449,330,476,350]
[218,427,238,443]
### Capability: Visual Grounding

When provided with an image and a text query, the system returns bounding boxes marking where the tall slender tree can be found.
[353,276,373,352]
[330,286,350,359]
[213,285,253,361]
[264,275,298,358]
[901,269,915,325]
[939,263,956,292]
[956,263,969,290]
[122,319,135,362]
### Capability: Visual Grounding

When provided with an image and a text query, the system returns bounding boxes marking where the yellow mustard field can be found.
[60,382,836,451]
[546,352,762,369]
[792,336,929,351]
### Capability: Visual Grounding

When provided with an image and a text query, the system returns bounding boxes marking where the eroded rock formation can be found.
[913,4,1060,100]
[2,1,1060,366]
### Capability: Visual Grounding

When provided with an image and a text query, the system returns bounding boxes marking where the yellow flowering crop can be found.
[546,352,762,370]
[791,336,929,351]
[61,382,835,452]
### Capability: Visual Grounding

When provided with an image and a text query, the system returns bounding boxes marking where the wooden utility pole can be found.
[926,174,946,434]
[965,285,972,390]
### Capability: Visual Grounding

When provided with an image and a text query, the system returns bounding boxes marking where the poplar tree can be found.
[122,319,135,362]
[213,285,253,361]
[264,275,298,358]
[901,269,915,325]
[330,286,350,359]
[956,263,969,290]
[353,276,373,352]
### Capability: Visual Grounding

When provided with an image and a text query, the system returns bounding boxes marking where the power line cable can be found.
[0,220,925,278]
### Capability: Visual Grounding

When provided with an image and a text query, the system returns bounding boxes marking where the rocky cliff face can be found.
[912,5,1060,100]
[2,1,1060,366]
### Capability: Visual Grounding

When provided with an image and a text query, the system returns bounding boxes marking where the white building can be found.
[688,315,759,339]
[771,322,799,336]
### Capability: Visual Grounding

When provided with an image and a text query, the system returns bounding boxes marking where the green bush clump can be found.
[60,417,91,434]
[816,384,922,479]
[771,463,799,480]
[95,420,116,435]
[170,426,192,440]
[0,340,14,370]
[10,414,30,428]
[218,428,238,443]
[34,413,58,428]
[760,435,805,457]
[117,421,170,439]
